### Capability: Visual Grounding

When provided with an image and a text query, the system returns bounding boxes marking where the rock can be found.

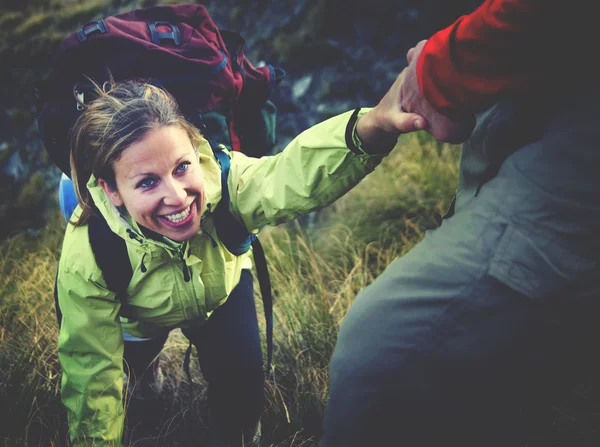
[292,75,313,101]
[3,151,27,182]
[316,101,353,117]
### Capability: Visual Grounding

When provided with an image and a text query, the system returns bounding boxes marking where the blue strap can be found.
[58,173,78,222]
[213,148,231,206]
[212,146,257,255]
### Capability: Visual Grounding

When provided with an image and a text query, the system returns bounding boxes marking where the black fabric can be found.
[182,270,264,442]
[344,108,363,156]
[88,212,133,318]
[251,238,273,376]
[123,333,168,382]
[53,211,133,326]
[212,146,257,256]
[53,272,62,327]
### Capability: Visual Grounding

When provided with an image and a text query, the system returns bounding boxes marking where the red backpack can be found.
[36,3,284,176]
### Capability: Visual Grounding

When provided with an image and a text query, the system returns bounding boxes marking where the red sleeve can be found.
[416,0,552,118]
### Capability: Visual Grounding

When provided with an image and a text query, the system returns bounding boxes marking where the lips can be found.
[163,205,191,223]
[158,199,197,228]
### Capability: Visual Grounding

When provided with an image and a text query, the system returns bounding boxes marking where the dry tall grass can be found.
[0,134,459,446]
[3,134,598,446]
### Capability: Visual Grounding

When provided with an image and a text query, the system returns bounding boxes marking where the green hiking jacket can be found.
[57,110,389,446]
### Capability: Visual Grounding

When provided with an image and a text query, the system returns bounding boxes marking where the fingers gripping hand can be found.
[356,70,426,153]
[375,69,428,133]
[401,40,475,144]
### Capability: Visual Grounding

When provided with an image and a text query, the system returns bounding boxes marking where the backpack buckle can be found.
[76,19,108,42]
[148,22,181,47]
[75,90,85,111]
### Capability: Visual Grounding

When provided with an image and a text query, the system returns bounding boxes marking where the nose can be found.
[162,178,187,206]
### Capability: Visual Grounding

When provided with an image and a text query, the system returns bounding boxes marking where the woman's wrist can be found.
[355,108,399,155]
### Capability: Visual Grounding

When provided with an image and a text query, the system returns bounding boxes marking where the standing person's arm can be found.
[418,0,548,116]
[401,0,554,142]
[57,249,126,447]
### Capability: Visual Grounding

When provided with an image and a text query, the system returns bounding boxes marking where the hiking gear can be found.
[56,143,273,351]
[58,173,77,222]
[36,3,284,176]
[56,110,386,446]
[323,89,600,447]
[46,2,280,378]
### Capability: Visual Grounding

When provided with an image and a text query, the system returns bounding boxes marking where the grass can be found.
[0,209,65,446]
[1,134,599,446]
[0,133,457,445]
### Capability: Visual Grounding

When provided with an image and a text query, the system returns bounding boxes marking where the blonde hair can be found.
[69,80,204,226]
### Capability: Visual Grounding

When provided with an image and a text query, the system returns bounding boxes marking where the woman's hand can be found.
[356,69,426,154]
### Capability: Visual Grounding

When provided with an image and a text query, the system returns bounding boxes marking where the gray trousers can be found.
[322,88,600,446]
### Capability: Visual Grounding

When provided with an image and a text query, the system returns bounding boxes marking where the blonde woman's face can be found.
[99,125,205,242]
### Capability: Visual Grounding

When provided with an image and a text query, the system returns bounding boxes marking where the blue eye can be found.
[136,177,156,189]
[175,161,190,174]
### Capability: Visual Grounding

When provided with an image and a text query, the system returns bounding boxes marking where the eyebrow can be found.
[127,154,190,180]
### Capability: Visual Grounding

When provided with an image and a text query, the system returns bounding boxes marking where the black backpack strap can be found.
[88,212,133,318]
[212,145,274,376]
[212,145,257,255]
[53,212,133,327]
[251,238,274,377]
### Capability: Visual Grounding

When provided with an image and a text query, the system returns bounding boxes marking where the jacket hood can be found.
[86,137,223,255]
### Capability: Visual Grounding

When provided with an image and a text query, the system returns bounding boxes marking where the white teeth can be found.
[163,206,191,223]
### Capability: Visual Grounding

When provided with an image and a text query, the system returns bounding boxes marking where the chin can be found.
[167,223,200,242]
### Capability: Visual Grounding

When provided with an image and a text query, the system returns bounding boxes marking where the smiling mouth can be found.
[163,205,191,223]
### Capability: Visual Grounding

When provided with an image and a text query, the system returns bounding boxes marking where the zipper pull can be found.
[182,260,191,282]
[179,247,191,282]
[140,253,147,273]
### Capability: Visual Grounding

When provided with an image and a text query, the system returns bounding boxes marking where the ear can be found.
[97,178,124,207]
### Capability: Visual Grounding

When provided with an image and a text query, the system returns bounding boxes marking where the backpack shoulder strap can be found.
[53,211,133,328]
[88,211,133,319]
[212,144,258,255]
[250,237,274,376]
[211,143,274,376]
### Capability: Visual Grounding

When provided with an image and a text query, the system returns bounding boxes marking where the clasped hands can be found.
[357,40,475,153]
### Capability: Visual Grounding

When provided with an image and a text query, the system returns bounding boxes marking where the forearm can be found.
[230,109,392,230]
[418,0,550,117]
[57,267,126,446]
[60,362,125,447]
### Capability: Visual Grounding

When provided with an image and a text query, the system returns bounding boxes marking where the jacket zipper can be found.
[178,246,191,282]
[176,242,205,321]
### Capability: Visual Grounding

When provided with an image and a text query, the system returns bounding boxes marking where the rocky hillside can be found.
[0,0,481,238]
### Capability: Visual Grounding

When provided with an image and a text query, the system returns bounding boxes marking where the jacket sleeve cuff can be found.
[345,107,396,156]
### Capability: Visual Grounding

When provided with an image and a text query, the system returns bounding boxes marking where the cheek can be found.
[123,192,161,219]
[191,167,206,192]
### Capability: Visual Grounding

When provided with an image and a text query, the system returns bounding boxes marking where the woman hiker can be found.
[55,75,425,446]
